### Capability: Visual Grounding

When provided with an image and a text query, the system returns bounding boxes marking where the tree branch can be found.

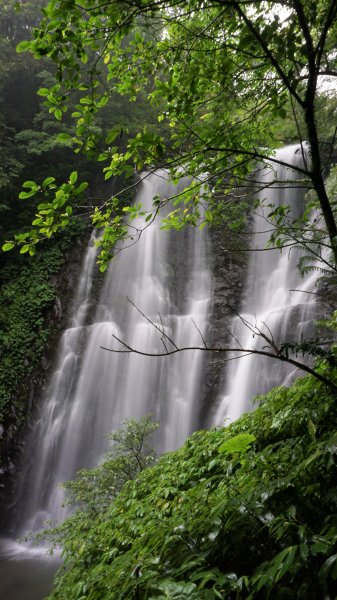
[101,340,337,391]
[102,303,337,392]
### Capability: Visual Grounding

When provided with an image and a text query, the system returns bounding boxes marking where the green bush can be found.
[45,364,337,599]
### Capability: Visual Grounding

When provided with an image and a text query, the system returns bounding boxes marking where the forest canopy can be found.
[1,0,336,272]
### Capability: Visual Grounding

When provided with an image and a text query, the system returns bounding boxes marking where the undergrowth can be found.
[44,363,337,599]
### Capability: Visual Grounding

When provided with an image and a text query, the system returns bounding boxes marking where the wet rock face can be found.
[156,218,248,431]
[197,225,248,427]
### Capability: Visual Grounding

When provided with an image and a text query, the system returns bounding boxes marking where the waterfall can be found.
[0,146,324,600]
[214,144,318,424]
[14,230,99,532]
[12,148,319,533]
[15,171,212,533]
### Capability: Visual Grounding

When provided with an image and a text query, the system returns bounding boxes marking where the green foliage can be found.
[61,416,159,516]
[218,432,256,456]
[12,0,337,269]
[36,416,159,554]
[0,0,154,256]
[43,367,337,599]
[1,172,88,256]
[0,223,85,426]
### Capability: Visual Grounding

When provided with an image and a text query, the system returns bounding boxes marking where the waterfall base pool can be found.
[0,538,61,600]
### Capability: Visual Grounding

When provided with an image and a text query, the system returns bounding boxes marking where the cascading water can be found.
[13,230,100,532]
[214,144,318,424]
[1,147,322,600]
[14,170,212,534]
[0,231,99,600]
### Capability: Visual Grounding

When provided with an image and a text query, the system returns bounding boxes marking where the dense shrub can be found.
[45,364,337,599]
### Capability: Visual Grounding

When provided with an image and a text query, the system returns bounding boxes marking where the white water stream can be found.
[15,171,212,533]
[214,145,318,424]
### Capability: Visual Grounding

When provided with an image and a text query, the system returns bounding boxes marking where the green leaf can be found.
[16,40,32,53]
[149,580,198,599]
[319,554,337,582]
[311,539,330,556]
[37,87,50,97]
[76,182,89,193]
[218,433,256,456]
[22,181,38,189]
[19,191,37,199]
[57,133,72,143]
[105,126,121,144]
[97,153,109,162]
[42,177,56,187]
[252,546,298,592]
[2,242,15,251]
[208,459,218,471]
[69,171,78,185]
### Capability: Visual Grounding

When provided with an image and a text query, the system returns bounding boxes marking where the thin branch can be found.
[315,0,337,65]
[101,341,337,392]
[224,326,243,350]
[158,312,169,353]
[191,317,208,348]
[102,296,337,392]
[127,298,179,350]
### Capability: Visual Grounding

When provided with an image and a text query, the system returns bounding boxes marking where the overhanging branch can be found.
[100,299,337,393]
[101,340,337,391]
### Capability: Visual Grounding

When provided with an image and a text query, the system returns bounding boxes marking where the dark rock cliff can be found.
[198,225,248,427]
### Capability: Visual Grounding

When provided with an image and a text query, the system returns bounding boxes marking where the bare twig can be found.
[101,340,337,391]
[158,312,169,353]
[191,317,208,348]
[127,298,178,350]
[102,301,337,392]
